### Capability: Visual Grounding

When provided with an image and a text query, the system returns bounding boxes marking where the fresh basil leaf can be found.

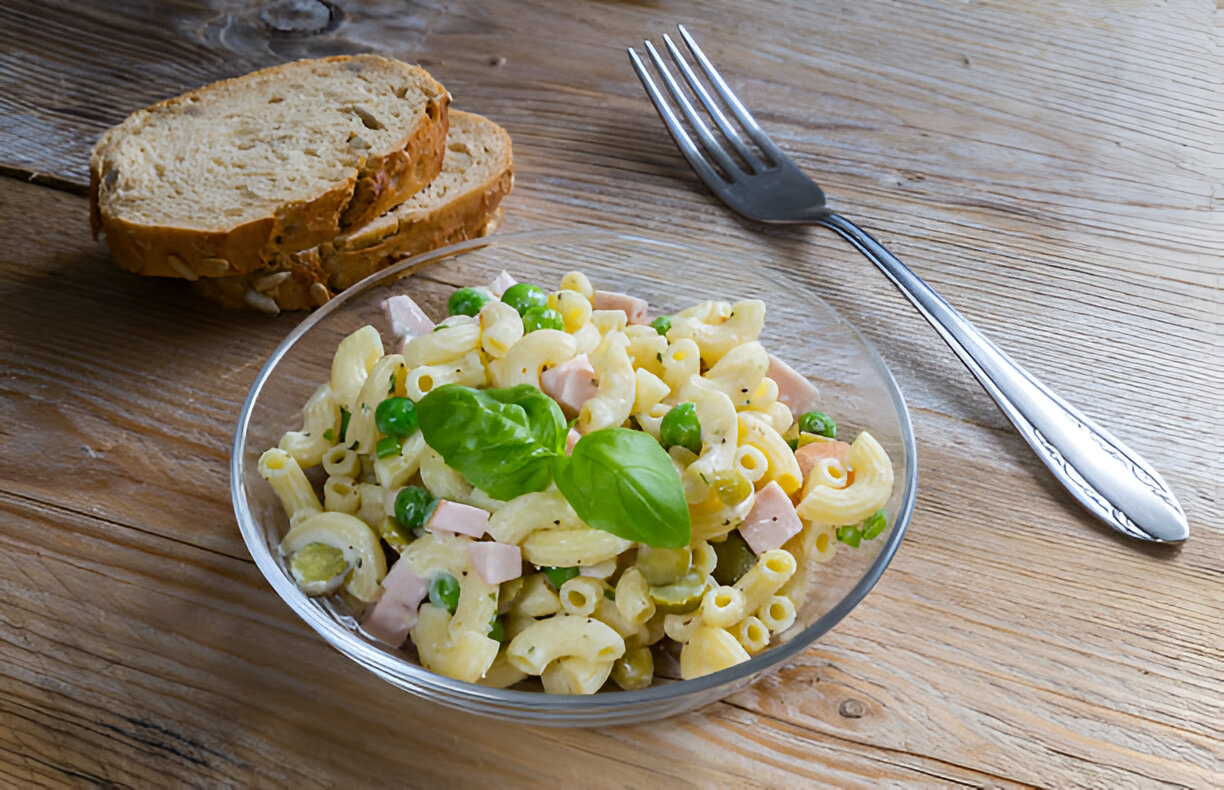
[415,384,563,500]
[553,428,691,549]
[483,385,566,456]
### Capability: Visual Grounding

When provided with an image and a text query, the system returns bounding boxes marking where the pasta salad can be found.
[259,270,895,693]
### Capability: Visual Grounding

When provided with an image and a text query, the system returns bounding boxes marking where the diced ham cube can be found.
[382,294,435,340]
[565,427,581,455]
[489,270,517,298]
[467,541,523,585]
[540,353,599,417]
[425,500,490,539]
[739,481,803,554]
[592,290,649,324]
[795,440,850,481]
[361,561,429,647]
[767,354,821,417]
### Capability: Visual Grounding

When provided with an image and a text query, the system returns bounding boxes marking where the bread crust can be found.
[324,161,513,292]
[191,110,513,314]
[190,211,504,314]
[90,55,450,280]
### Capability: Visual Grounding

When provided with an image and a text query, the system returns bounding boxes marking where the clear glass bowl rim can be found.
[231,227,919,716]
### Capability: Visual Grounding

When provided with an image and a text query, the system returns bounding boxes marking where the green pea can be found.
[798,410,836,439]
[394,486,436,530]
[487,615,506,643]
[650,315,672,336]
[447,287,492,317]
[375,396,418,438]
[522,305,565,333]
[836,524,862,548]
[501,282,548,316]
[428,572,461,613]
[861,509,887,540]
[659,402,702,454]
[542,566,580,590]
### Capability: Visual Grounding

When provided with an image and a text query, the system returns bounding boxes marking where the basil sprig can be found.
[415,384,691,548]
[415,384,565,500]
[553,429,690,548]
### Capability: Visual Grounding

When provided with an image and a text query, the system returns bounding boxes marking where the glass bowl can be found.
[232,228,917,726]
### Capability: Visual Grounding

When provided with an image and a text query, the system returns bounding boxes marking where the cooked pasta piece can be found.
[331,325,383,409]
[488,329,577,389]
[279,384,340,467]
[797,431,894,525]
[578,330,635,433]
[506,614,626,674]
[259,448,322,526]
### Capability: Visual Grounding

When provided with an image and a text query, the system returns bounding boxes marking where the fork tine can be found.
[660,32,765,173]
[641,39,743,180]
[676,24,788,165]
[628,46,728,192]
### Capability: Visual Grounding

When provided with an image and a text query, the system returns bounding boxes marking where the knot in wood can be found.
[259,0,342,38]
[838,698,866,719]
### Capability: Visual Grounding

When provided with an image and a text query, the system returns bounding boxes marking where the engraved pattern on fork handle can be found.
[819,213,1189,543]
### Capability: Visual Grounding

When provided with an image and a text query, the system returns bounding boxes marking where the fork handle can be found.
[818,212,1188,543]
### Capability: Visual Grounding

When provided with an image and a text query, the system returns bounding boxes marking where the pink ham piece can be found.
[425,500,490,539]
[540,353,598,418]
[738,481,803,555]
[467,541,523,585]
[592,290,649,324]
[489,270,517,298]
[565,427,581,455]
[767,354,821,417]
[361,561,429,647]
[795,440,850,482]
[382,294,435,340]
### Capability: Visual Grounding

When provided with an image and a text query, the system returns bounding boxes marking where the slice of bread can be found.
[90,55,450,280]
[191,110,514,314]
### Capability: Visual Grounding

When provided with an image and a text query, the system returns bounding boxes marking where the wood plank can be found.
[0,0,1220,785]
[1,491,1016,788]
[1,159,1218,787]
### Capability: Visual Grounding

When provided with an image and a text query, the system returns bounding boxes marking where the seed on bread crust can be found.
[166,254,198,281]
[253,271,293,292]
[199,257,232,276]
[244,289,281,315]
[310,283,332,306]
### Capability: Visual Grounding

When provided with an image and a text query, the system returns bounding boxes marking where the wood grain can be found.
[0,0,1220,786]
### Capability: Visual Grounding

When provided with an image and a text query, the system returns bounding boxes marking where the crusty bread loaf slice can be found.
[191,109,513,314]
[90,55,450,280]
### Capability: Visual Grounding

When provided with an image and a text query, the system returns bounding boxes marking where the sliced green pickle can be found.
[711,469,752,507]
[611,646,654,690]
[649,570,709,614]
[711,531,757,586]
[377,516,413,554]
[289,542,351,596]
[636,545,692,586]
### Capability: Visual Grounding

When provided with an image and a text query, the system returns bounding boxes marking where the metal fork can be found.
[629,25,1187,543]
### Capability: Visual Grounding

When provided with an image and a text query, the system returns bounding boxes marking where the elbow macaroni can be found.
[797,431,894,525]
[260,269,896,694]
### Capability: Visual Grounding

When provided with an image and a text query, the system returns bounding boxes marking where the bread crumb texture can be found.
[191,110,513,312]
[90,55,450,277]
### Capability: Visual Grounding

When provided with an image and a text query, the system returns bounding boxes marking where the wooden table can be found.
[2,1,1219,786]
